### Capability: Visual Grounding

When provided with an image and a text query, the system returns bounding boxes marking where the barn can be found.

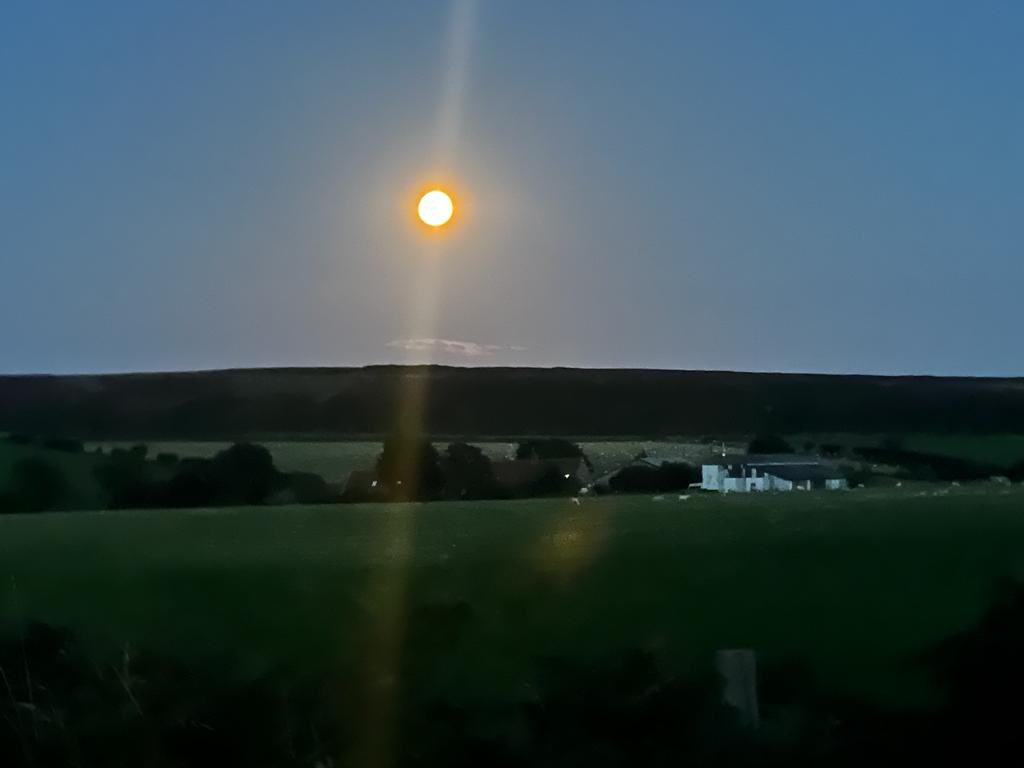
[700,454,847,492]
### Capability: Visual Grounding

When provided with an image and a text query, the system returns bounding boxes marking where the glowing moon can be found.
[417,189,454,227]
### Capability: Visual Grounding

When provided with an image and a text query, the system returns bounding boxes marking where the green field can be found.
[2,487,1023,709]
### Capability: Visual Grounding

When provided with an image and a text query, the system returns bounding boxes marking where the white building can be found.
[701,454,848,493]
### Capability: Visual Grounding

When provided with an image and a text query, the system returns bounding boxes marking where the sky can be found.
[2,1,1022,376]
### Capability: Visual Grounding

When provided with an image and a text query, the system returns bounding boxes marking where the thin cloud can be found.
[387,338,524,358]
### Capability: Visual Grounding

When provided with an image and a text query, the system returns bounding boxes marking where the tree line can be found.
[1,434,705,513]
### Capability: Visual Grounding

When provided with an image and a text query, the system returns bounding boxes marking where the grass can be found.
[2,486,1024,709]
[901,434,1024,467]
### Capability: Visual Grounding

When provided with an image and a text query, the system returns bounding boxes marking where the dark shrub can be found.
[284,471,339,504]
[8,457,69,512]
[516,439,594,472]
[208,443,284,505]
[526,466,581,497]
[94,447,154,508]
[443,443,499,499]
[376,434,444,501]
[610,462,700,493]
[156,451,179,464]
[853,446,994,482]
[5,433,33,446]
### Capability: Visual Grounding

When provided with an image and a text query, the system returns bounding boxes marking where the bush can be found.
[5,433,33,446]
[7,458,69,512]
[609,462,700,493]
[442,443,499,499]
[156,451,179,464]
[853,446,994,482]
[526,466,581,497]
[96,443,300,509]
[516,439,594,472]
[283,471,339,504]
[209,443,283,504]
[376,434,444,501]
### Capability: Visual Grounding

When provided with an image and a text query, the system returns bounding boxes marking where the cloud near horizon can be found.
[387,338,526,358]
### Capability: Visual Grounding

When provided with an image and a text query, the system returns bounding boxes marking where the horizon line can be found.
[2,363,1023,382]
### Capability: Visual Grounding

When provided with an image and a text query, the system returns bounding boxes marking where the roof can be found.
[491,458,587,488]
[633,456,688,468]
[762,465,845,482]
[701,453,822,467]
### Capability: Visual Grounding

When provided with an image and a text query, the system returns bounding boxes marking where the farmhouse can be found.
[700,454,848,492]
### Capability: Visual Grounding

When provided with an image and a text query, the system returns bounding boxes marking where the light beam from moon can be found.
[356,4,478,768]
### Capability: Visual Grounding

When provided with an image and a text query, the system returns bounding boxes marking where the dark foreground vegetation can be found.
[3,366,1024,438]
[4,583,1024,766]
[1,435,625,512]
[0,438,336,513]
[8,429,1024,513]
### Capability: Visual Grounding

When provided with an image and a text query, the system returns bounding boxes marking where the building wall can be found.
[703,463,847,492]
[702,464,726,491]
[764,474,793,491]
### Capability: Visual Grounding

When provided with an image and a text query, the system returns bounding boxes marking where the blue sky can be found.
[2,1,1021,375]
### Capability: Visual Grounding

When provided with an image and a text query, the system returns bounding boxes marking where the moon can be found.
[417,189,454,227]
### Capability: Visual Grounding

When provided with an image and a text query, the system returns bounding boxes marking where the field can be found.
[3,486,1024,710]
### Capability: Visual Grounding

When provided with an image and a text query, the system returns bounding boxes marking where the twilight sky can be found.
[2,1,1021,375]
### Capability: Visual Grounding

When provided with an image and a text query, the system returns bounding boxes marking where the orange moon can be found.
[417,189,454,227]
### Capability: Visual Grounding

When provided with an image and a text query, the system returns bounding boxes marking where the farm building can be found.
[701,454,848,492]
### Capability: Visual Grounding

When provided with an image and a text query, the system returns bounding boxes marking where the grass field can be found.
[2,486,1023,709]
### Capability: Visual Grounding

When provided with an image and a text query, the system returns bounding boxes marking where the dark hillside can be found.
[2,366,1023,438]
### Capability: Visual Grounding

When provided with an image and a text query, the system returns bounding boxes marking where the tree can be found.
[376,434,444,501]
[746,434,794,454]
[515,439,594,472]
[209,443,283,504]
[609,462,700,493]
[442,443,498,499]
[8,458,69,512]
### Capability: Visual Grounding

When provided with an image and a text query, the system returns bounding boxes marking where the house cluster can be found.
[345,448,848,499]
[699,453,848,493]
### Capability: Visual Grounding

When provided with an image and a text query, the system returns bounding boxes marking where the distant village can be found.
[343,436,849,503]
